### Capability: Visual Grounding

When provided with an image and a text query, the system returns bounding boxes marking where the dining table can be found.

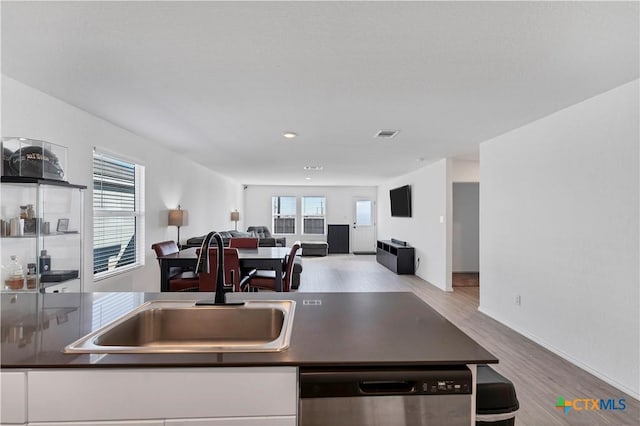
[157,246,291,292]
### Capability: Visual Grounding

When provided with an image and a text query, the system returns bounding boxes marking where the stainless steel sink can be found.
[65,300,295,353]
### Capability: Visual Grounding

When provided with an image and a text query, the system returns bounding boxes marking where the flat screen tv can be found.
[390,185,412,217]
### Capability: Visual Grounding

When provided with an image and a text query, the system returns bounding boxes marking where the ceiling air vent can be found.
[303,165,324,171]
[375,129,400,139]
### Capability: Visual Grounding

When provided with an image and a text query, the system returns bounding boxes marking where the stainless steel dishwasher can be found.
[299,366,472,426]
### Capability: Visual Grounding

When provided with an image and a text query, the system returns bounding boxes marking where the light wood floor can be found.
[296,254,639,425]
[453,272,480,287]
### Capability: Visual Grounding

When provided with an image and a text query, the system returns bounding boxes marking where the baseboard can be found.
[477,305,640,401]
[353,251,376,255]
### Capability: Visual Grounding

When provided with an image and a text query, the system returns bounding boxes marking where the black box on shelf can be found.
[40,270,79,283]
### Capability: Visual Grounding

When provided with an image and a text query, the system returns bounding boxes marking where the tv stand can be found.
[376,240,415,274]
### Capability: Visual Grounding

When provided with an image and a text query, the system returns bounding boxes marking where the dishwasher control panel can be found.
[422,378,470,394]
[300,366,472,398]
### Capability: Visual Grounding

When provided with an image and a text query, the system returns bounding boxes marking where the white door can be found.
[352,198,376,253]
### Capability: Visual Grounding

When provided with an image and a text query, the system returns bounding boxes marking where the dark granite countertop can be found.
[1,291,497,368]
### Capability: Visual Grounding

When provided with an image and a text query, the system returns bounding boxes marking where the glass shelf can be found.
[1,232,80,239]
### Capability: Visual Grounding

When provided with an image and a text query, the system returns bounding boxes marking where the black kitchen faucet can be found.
[195,231,244,306]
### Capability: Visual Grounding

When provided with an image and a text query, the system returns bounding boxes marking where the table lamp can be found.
[168,205,186,248]
[230,210,240,231]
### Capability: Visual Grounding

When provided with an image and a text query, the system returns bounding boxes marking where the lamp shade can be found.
[230,211,240,222]
[168,208,185,227]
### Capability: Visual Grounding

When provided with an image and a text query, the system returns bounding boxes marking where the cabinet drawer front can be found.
[1,371,27,424]
[28,367,297,422]
[29,421,163,426]
[165,416,296,426]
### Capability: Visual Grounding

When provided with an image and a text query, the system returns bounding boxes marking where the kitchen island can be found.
[1,291,497,425]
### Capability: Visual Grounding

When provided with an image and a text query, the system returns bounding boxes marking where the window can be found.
[355,200,373,226]
[302,196,326,234]
[272,196,296,234]
[93,150,145,279]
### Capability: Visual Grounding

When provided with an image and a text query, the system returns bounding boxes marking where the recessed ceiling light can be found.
[303,166,324,171]
[374,129,400,139]
[305,177,312,180]
[283,132,297,139]
[18,138,27,141]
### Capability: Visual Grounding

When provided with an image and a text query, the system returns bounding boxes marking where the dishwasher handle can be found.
[359,380,416,394]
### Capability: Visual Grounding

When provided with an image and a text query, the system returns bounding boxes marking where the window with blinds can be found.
[302,196,326,235]
[93,150,145,280]
[272,196,296,235]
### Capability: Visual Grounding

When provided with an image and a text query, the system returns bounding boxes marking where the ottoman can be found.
[301,241,328,257]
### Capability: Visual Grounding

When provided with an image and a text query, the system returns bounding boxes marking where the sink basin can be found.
[65,300,295,353]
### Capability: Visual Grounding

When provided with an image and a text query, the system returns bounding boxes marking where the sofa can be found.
[247,226,287,247]
[291,255,303,289]
[185,229,286,249]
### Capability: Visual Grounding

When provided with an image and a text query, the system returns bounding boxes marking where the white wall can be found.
[377,159,451,290]
[452,182,479,272]
[243,185,377,249]
[480,80,639,398]
[2,75,244,292]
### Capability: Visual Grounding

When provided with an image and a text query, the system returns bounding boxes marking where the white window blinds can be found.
[302,196,326,234]
[93,150,145,280]
[272,196,296,234]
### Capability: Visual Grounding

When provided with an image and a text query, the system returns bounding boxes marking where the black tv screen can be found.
[390,185,412,217]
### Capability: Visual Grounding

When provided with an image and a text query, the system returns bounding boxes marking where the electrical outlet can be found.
[515,295,521,306]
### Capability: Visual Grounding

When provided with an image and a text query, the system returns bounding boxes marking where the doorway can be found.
[352,198,376,254]
[452,183,479,287]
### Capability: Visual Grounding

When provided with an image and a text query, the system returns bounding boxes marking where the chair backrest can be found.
[282,242,301,292]
[151,241,180,263]
[197,247,242,292]
[229,237,259,249]
[247,226,273,239]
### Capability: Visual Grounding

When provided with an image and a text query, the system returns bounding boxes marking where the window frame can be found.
[271,195,297,235]
[92,149,145,281]
[301,196,326,235]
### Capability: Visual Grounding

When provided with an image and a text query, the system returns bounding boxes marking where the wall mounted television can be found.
[390,185,412,217]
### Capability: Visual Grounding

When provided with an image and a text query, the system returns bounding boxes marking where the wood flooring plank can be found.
[296,254,639,425]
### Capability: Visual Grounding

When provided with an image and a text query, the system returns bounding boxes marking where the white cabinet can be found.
[29,422,163,426]
[28,419,294,426]
[1,371,27,424]
[26,367,297,424]
[165,417,296,426]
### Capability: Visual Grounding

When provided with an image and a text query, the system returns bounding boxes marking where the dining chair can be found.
[244,242,301,292]
[229,237,259,249]
[151,241,199,291]
[197,247,255,292]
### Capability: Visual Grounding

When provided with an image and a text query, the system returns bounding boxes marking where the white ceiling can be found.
[2,1,638,185]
